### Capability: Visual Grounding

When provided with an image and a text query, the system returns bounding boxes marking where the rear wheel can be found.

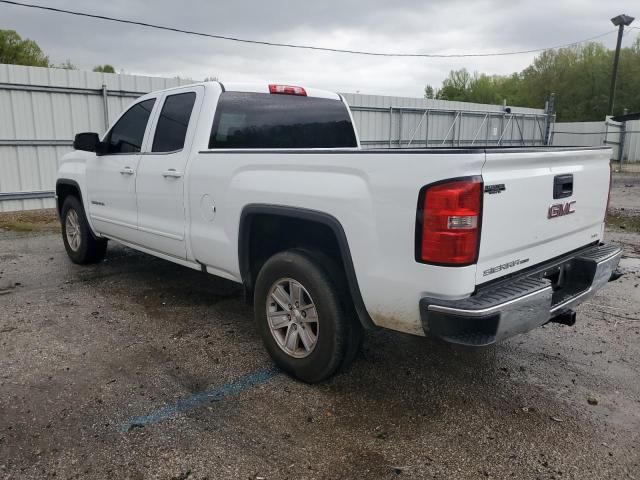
[61,195,107,264]
[254,249,362,383]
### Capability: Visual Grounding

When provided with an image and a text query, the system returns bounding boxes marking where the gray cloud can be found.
[1,0,637,101]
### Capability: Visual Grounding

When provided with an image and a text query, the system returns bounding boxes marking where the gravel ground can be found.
[1,175,639,479]
[611,172,640,216]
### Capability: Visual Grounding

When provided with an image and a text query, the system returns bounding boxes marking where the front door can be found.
[86,98,156,240]
[135,88,200,259]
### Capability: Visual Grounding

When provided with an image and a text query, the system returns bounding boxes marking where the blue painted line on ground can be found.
[120,366,280,432]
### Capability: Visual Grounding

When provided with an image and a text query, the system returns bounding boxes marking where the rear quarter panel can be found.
[187,150,485,335]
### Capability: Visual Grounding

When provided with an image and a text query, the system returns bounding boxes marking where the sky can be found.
[1,0,639,101]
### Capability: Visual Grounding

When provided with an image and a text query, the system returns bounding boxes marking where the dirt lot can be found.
[1,175,639,479]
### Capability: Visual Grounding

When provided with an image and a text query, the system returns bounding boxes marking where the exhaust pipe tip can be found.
[550,309,576,327]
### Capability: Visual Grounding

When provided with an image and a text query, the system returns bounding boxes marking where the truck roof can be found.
[147,81,341,101]
[220,82,341,100]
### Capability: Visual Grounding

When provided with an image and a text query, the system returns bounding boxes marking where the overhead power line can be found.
[0,0,619,58]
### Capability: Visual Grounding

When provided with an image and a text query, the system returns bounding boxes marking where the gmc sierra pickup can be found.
[56,81,622,382]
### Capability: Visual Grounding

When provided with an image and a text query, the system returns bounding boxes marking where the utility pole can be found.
[608,14,634,116]
[544,93,555,146]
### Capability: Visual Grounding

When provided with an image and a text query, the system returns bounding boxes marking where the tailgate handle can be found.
[553,174,573,199]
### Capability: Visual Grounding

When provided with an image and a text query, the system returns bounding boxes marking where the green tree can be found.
[437,68,473,100]
[93,64,116,73]
[426,34,640,121]
[0,29,49,67]
[424,84,436,99]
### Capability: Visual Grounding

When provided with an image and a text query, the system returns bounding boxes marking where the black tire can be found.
[60,195,107,264]
[254,249,363,383]
[309,249,364,370]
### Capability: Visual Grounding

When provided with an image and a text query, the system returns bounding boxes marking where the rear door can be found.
[477,148,610,283]
[87,98,156,240]
[134,87,201,259]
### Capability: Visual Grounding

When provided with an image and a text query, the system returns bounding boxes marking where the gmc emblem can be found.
[548,201,576,219]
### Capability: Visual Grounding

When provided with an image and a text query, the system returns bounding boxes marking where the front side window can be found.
[209,92,357,149]
[105,98,155,154]
[152,92,197,153]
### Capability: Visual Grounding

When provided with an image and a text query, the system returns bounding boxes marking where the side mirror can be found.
[73,132,101,153]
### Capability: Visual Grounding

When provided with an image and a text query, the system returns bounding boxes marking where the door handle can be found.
[162,169,183,178]
[119,167,135,175]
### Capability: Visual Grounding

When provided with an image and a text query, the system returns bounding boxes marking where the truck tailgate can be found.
[477,148,611,284]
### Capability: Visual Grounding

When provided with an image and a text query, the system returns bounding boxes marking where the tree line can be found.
[425,35,640,121]
[0,29,116,73]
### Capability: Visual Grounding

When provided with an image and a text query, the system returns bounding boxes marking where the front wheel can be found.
[61,196,107,264]
[254,249,362,383]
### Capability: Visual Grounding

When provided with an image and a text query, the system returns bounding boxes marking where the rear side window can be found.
[105,98,155,154]
[209,92,357,149]
[152,92,197,153]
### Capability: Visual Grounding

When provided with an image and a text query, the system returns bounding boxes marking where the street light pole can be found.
[608,14,634,116]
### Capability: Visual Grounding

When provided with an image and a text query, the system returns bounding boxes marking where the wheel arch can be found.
[56,178,100,238]
[55,179,84,216]
[238,204,376,330]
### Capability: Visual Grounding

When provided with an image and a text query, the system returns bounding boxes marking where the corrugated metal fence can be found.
[551,119,640,169]
[621,120,640,165]
[0,64,548,212]
[0,64,193,212]
[552,121,612,147]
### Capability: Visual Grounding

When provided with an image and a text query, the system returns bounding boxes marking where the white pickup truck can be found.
[56,81,622,382]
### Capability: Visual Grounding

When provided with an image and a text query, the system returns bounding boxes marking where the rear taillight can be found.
[416,177,483,266]
[268,84,307,96]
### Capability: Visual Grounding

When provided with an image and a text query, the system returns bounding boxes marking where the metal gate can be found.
[342,92,549,150]
[348,104,550,148]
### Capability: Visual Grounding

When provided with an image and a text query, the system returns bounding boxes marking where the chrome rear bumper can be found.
[420,243,623,346]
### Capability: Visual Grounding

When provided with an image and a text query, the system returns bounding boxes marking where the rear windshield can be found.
[208,92,357,149]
